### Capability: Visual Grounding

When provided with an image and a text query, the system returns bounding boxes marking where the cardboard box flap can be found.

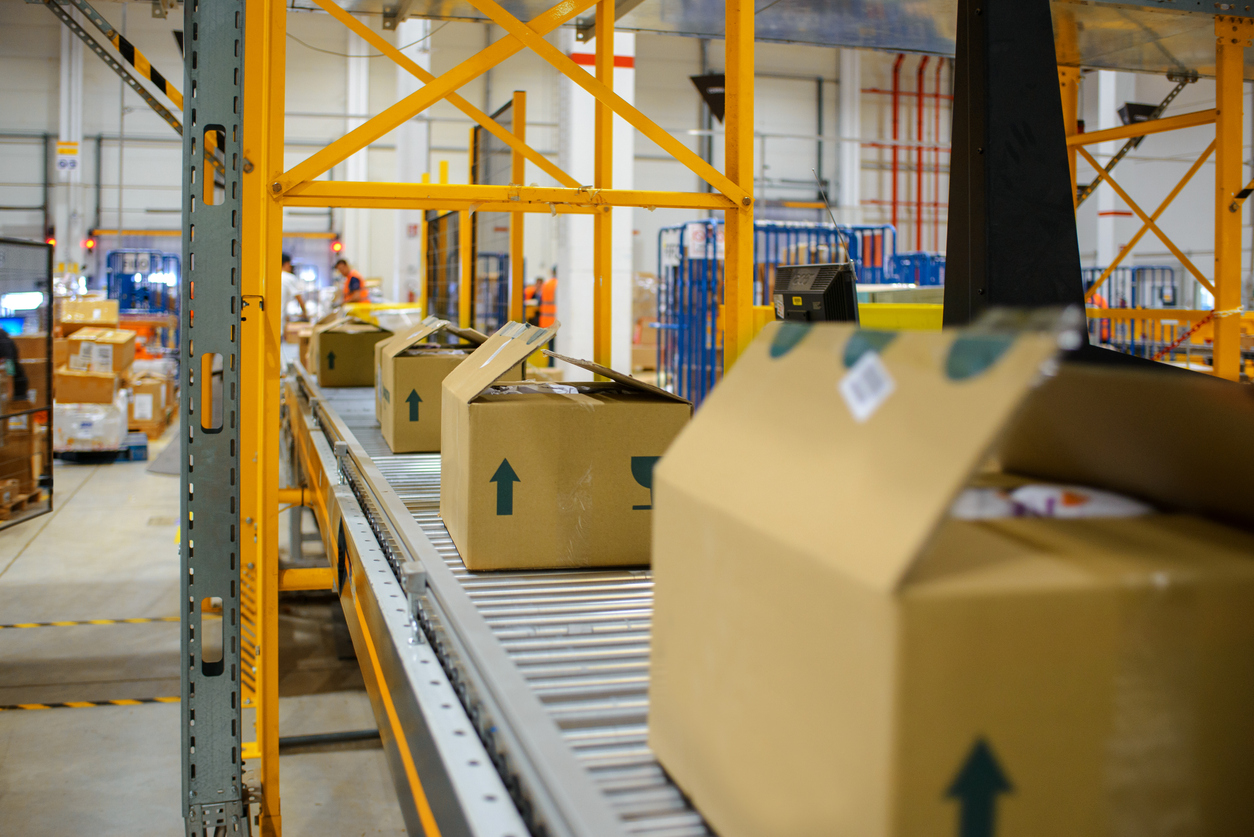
[656,321,1063,593]
[544,351,690,403]
[999,363,1254,531]
[444,320,559,403]
[384,317,490,359]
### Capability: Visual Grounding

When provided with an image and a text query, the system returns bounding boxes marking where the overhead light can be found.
[2,292,44,311]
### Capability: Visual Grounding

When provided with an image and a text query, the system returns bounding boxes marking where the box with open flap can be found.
[648,317,1254,837]
[375,316,521,454]
[309,316,392,388]
[440,320,692,571]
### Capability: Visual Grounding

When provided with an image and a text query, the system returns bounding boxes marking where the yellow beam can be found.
[510,91,527,323]
[1085,141,1214,302]
[275,0,595,193]
[721,0,755,371]
[281,180,734,211]
[1084,307,1247,322]
[309,0,578,190]
[1067,108,1216,147]
[1058,66,1081,209]
[459,209,473,329]
[283,193,595,215]
[593,3,614,369]
[1214,15,1252,381]
[463,0,749,205]
[277,566,334,592]
[277,487,309,506]
[241,0,287,833]
[1076,145,1215,296]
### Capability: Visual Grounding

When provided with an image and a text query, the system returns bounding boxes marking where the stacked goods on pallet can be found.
[128,373,175,438]
[53,322,135,453]
[0,403,47,516]
[57,298,119,337]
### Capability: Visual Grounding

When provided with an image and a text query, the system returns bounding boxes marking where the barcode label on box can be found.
[69,355,89,371]
[90,343,113,373]
[838,351,895,423]
[133,393,154,422]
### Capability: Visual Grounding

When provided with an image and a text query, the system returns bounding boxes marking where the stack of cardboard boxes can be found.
[49,297,178,446]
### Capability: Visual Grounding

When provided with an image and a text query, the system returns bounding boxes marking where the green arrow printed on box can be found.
[946,738,1012,837]
[491,459,520,515]
[406,390,421,421]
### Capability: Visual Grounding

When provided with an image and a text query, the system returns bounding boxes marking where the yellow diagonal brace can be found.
[463,0,749,205]
[1076,145,1215,296]
[276,0,594,193]
[1084,141,1214,301]
[309,0,579,189]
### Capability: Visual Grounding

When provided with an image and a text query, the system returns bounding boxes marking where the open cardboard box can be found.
[440,321,691,571]
[649,319,1254,837]
[310,316,392,388]
[375,317,518,454]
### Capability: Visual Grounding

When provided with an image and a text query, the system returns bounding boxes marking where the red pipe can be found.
[916,56,929,253]
[891,54,904,232]
[934,59,943,251]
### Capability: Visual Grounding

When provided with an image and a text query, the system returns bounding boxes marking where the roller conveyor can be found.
[283,368,715,837]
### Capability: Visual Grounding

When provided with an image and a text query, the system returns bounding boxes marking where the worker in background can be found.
[280,253,308,341]
[335,258,370,306]
[538,271,557,329]
[538,270,557,365]
[524,277,544,326]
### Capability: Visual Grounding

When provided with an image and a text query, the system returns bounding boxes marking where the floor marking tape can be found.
[0,616,179,630]
[0,696,180,712]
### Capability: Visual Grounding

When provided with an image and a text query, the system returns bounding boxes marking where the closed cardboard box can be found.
[441,321,691,571]
[54,367,118,404]
[11,333,48,360]
[649,320,1254,837]
[310,318,391,387]
[376,317,513,454]
[19,359,49,409]
[66,327,136,374]
[129,375,171,436]
[60,299,119,335]
[53,338,69,368]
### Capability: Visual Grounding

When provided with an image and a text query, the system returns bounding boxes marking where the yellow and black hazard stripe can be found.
[0,696,179,712]
[109,31,184,110]
[0,616,179,630]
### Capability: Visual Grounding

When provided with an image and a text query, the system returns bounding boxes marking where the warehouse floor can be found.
[0,425,407,836]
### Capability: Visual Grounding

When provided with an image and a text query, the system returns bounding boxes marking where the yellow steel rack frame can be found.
[1060,15,1253,381]
[238,2,756,833]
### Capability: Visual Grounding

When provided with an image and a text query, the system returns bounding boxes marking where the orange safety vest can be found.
[538,278,557,328]
[1089,292,1110,342]
[342,270,369,304]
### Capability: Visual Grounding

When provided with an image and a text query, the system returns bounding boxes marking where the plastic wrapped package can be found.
[53,392,128,452]
[132,358,178,379]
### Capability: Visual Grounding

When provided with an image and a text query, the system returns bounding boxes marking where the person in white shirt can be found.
[280,253,308,340]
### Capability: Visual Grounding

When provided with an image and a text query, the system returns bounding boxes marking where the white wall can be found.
[2,3,1242,307]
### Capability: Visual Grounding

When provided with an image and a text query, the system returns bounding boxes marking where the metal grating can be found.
[325,386,714,837]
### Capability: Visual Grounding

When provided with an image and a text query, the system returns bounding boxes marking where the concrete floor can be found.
[0,426,408,836]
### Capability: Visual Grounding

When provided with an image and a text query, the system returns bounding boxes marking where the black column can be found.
[943,0,1086,326]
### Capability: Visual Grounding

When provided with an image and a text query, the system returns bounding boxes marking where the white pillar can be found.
[1095,71,1135,270]
[57,20,84,271]
[343,29,370,276]
[556,30,635,376]
[837,48,861,224]
[393,18,431,303]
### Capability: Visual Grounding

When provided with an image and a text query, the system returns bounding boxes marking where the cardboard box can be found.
[12,333,48,361]
[60,299,119,335]
[19,359,49,409]
[129,374,172,436]
[0,423,36,495]
[376,318,511,454]
[54,367,118,404]
[648,321,1254,837]
[440,321,692,571]
[53,338,68,368]
[66,327,136,374]
[310,317,392,387]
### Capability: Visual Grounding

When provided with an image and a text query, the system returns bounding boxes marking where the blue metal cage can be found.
[104,249,180,313]
[656,220,904,406]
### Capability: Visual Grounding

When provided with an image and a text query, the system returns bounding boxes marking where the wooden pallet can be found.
[0,489,43,521]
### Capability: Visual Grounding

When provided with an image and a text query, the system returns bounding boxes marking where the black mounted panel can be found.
[944,0,1086,327]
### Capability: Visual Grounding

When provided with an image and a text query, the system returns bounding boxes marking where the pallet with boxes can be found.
[48,297,178,449]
